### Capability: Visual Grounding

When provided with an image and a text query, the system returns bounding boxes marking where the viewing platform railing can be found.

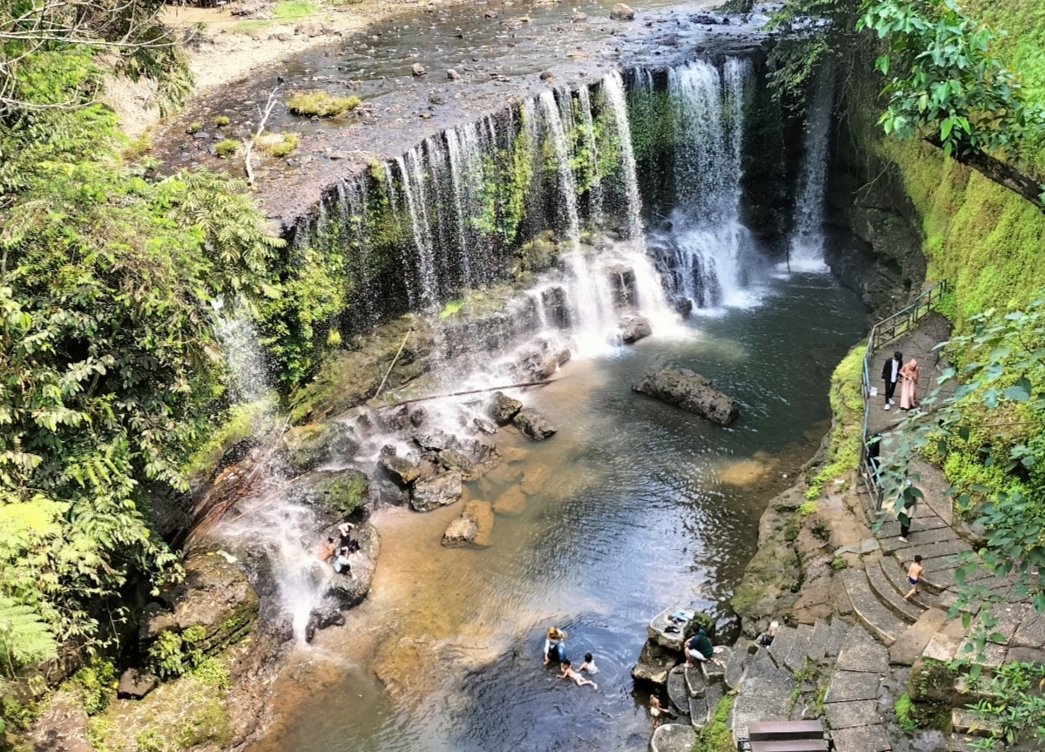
[858,280,947,510]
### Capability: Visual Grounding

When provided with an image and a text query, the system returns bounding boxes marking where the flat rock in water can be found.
[651,724,695,752]
[632,368,738,425]
[513,408,557,440]
[488,391,522,425]
[647,605,694,652]
[493,486,527,516]
[520,463,551,495]
[667,666,690,715]
[442,500,495,547]
[632,638,678,685]
[410,471,462,511]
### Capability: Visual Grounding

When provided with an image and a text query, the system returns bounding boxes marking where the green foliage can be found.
[0,596,57,673]
[692,694,734,752]
[70,659,117,716]
[191,657,230,690]
[439,299,465,319]
[264,131,300,158]
[765,0,854,110]
[215,138,239,158]
[830,556,849,570]
[148,631,187,680]
[895,691,917,732]
[273,0,318,19]
[286,91,361,118]
[186,122,202,135]
[213,115,230,127]
[964,661,1045,748]
[858,0,1045,164]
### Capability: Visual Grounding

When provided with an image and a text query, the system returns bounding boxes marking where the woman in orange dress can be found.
[899,358,919,410]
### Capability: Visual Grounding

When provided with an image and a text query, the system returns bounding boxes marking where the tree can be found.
[858,0,1045,210]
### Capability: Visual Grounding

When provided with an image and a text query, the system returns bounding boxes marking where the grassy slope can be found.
[862,0,1045,325]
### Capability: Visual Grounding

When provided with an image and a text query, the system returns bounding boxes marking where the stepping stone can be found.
[667,666,690,715]
[704,681,724,721]
[806,620,831,665]
[983,603,1027,644]
[889,607,948,666]
[824,671,880,703]
[824,699,880,729]
[825,619,850,658]
[768,625,799,667]
[701,653,727,684]
[1006,646,1045,665]
[725,643,753,689]
[684,665,707,698]
[650,723,696,752]
[841,570,905,645]
[865,558,923,622]
[1012,608,1045,649]
[952,708,1002,738]
[831,722,891,752]
[836,625,889,673]
[785,624,814,673]
[688,694,708,728]
[922,632,962,662]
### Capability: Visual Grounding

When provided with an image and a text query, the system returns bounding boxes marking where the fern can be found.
[0,597,57,674]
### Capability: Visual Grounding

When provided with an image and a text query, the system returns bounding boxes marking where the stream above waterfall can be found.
[246,269,866,752]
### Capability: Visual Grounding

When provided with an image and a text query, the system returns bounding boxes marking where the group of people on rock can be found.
[542,627,598,690]
[316,521,360,577]
[881,350,920,411]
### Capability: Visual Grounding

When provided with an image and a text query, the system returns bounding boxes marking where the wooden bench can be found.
[744,720,830,752]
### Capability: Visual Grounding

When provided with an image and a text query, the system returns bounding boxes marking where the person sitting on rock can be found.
[332,547,353,577]
[543,626,567,665]
[684,625,724,668]
[559,659,597,689]
[759,621,780,648]
[338,521,355,549]
[579,652,598,674]
[316,537,336,563]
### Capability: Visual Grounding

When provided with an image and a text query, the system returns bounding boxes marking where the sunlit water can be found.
[250,271,865,752]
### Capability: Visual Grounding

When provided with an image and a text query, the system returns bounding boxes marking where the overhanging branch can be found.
[925,135,1045,214]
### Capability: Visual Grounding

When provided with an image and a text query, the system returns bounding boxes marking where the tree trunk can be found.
[925,135,1045,213]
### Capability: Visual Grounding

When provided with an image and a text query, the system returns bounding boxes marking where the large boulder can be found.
[281,420,358,474]
[632,638,678,685]
[651,724,696,752]
[647,605,696,652]
[610,3,635,21]
[618,316,652,344]
[144,550,259,656]
[410,470,463,511]
[381,453,423,486]
[290,468,369,518]
[438,448,479,481]
[325,520,380,609]
[632,368,739,425]
[442,500,495,547]
[488,391,523,425]
[513,408,557,440]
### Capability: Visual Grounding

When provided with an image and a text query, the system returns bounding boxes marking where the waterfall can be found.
[787,65,836,271]
[576,85,603,224]
[399,150,438,311]
[603,70,643,240]
[660,57,754,310]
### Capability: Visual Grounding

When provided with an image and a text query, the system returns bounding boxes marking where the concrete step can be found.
[891,551,950,594]
[841,569,905,646]
[889,607,948,666]
[825,618,850,659]
[806,620,831,665]
[865,558,924,622]
[784,623,814,674]
[767,625,800,667]
[879,556,940,610]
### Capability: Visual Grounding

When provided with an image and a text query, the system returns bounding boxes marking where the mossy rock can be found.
[908,658,970,706]
[281,420,359,474]
[291,468,370,518]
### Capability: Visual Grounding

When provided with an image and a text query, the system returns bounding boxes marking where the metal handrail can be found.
[858,280,947,510]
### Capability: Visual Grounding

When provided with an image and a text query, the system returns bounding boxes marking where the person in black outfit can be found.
[882,351,903,410]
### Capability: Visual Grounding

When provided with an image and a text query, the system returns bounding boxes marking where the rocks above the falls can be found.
[281,420,358,473]
[410,470,463,511]
[632,368,739,425]
[488,391,523,425]
[290,467,369,518]
[513,408,557,440]
[442,500,495,547]
[610,3,635,21]
[619,316,652,344]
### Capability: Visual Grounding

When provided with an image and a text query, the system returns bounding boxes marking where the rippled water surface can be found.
[252,270,866,752]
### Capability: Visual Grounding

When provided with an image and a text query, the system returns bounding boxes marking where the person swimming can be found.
[578,652,597,674]
[559,659,597,690]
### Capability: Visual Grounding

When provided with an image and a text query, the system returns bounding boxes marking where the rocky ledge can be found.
[632,368,739,425]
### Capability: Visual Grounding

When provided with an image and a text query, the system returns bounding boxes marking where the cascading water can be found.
[603,70,644,240]
[658,58,754,310]
[787,65,837,271]
[400,149,439,311]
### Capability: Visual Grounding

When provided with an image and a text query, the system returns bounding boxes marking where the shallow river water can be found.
[249,269,866,752]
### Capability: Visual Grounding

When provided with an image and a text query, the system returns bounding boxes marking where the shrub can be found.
[266,131,299,158]
[186,121,202,134]
[213,115,230,127]
[287,90,361,117]
[70,660,117,715]
[215,138,239,158]
[830,556,848,571]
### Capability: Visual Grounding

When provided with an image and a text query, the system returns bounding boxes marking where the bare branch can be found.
[242,86,281,188]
